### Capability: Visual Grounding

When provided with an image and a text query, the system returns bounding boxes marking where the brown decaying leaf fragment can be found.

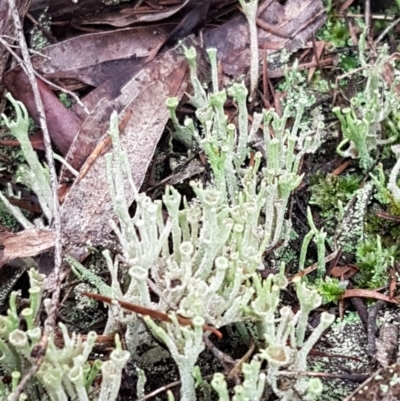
[28,0,327,90]
[82,291,223,339]
[4,68,82,155]
[330,264,358,280]
[342,289,399,304]
[0,229,55,265]
[59,50,188,262]
[73,0,191,28]
[0,0,31,113]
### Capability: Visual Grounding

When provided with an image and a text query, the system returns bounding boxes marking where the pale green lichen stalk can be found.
[211,359,265,401]
[65,45,333,400]
[145,314,205,401]
[0,30,339,400]
[1,93,54,223]
[299,207,327,276]
[68,60,333,401]
[333,35,400,171]
[0,269,129,401]
[238,0,260,102]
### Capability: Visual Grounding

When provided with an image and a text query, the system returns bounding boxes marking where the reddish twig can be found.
[82,291,223,339]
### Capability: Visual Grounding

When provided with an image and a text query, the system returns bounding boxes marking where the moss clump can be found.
[309,173,361,228]
[315,277,346,304]
[365,211,400,248]
[356,235,398,289]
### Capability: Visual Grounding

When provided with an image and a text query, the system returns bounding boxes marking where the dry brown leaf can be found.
[342,289,399,305]
[0,0,31,112]
[205,0,326,80]
[0,229,55,265]
[31,27,169,87]
[75,0,190,27]
[30,0,327,90]
[59,49,188,261]
[330,264,358,280]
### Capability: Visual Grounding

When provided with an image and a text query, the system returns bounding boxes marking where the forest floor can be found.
[1,0,400,400]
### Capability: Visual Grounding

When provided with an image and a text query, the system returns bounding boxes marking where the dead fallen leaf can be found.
[0,0,31,113]
[60,49,188,261]
[4,68,82,155]
[342,289,399,305]
[31,27,169,86]
[75,0,190,27]
[330,264,358,280]
[0,229,55,265]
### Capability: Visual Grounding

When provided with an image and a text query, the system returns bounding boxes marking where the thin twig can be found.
[6,0,63,398]
[364,0,371,37]
[311,34,325,79]
[227,342,256,379]
[82,291,223,339]
[0,35,89,114]
[136,375,201,401]
[374,16,400,46]
[277,370,368,382]
[203,335,236,372]
[0,34,51,58]
[347,13,395,20]
[332,66,367,105]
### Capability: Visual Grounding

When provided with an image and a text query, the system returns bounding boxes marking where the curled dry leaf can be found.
[342,289,399,305]
[330,264,359,280]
